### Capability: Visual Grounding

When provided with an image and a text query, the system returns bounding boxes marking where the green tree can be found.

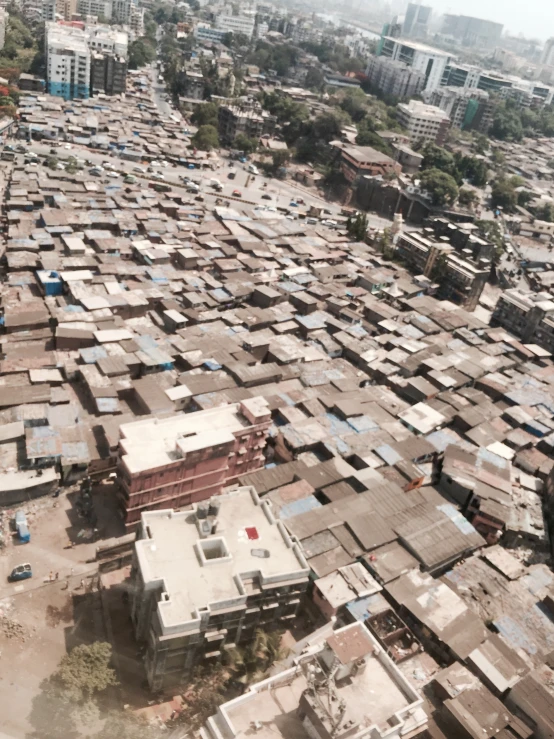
[490,104,524,141]
[311,108,351,141]
[271,149,290,169]
[458,188,478,208]
[192,124,219,150]
[380,227,394,258]
[454,153,488,187]
[128,38,156,69]
[475,219,504,263]
[518,189,533,207]
[420,143,457,177]
[356,121,392,155]
[535,203,554,222]
[45,156,58,169]
[233,134,258,154]
[304,66,325,91]
[420,168,459,206]
[52,642,117,704]
[191,102,219,127]
[431,252,448,282]
[490,177,518,212]
[338,88,368,122]
[473,134,489,155]
[346,211,369,240]
[94,711,162,739]
[225,629,287,685]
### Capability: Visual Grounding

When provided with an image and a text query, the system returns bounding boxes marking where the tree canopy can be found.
[420,168,459,206]
[346,212,369,241]
[490,176,520,212]
[490,102,524,141]
[419,143,488,187]
[191,102,219,127]
[192,124,220,151]
[304,67,325,91]
[458,188,478,208]
[128,38,156,69]
[233,134,258,154]
[52,642,117,704]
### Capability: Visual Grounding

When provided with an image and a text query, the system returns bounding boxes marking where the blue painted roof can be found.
[348,415,379,434]
[279,495,322,520]
[346,593,389,621]
[375,443,403,465]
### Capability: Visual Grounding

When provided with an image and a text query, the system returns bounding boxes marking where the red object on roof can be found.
[245,526,259,540]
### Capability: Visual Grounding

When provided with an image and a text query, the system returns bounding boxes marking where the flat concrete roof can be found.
[135,487,309,633]
[220,622,424,739]
[119,403,251,474]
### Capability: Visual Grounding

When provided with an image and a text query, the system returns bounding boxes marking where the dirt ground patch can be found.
[0,577,105,738]
[0,486,124,738]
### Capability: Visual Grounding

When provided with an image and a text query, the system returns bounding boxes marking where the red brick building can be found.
[116,397,271,529]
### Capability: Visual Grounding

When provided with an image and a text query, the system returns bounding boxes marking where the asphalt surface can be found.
[8,66,397,228]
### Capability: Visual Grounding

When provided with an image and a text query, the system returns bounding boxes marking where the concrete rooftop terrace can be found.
[119,401,258,474]
[218,623,421,739]
[135,487,309,632]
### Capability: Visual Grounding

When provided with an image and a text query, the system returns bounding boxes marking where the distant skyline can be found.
[426,0,547,41]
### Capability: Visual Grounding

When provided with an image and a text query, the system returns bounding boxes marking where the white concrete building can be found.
[379,36,454,92]
[0,8,7,50]
[77,0,112,18]
[128,4,144,38]
[202,621,428,739]
[215,13,255,38]
[194,22,226,42]
[87,25,128,60]
[397,99,451,144]
[130,487,310,690]
[46,22,91,100]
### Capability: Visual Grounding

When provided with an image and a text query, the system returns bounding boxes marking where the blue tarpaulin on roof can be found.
[278,496,321,520]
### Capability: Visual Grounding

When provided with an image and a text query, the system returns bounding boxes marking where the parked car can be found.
[289,201,298,207]
[151,172,165,180]
[124,174,136,184]
[14,511,30,544]
[132,166,146,173]
[8,563,32,582]
[232,189,242,197]
[228,171,236,180]
[261,193,272,200]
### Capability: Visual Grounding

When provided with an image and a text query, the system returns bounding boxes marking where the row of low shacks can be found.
[2,73,554,738]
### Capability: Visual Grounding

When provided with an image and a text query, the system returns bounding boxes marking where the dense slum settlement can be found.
[3,71,554,739]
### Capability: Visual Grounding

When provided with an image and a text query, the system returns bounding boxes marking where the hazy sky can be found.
[428,0,546,40]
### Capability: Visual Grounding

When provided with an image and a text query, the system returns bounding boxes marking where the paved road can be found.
[9,68,397,228]
[150,66,173,118]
